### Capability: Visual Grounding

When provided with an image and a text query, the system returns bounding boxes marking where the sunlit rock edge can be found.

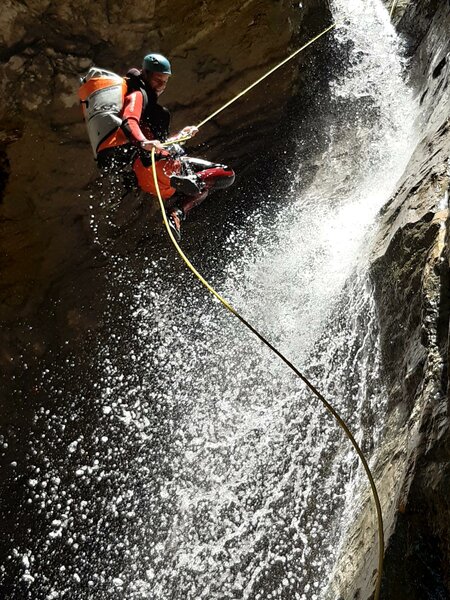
[327,0,450,598]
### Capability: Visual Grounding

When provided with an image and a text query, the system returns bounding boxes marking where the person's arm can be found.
[121,91,165,152]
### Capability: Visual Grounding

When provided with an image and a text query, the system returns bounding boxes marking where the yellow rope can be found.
[150,21,385,599]
[390,0,398,18]
[151,151,236,310]
[196,22,338,129]
[151,148,383,599]
[163,23,338,147]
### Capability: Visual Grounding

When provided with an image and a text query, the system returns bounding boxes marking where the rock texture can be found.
[374,0,450,596]
[327,1,450,598]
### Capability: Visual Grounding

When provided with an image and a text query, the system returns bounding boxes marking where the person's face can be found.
[144,71,170,96]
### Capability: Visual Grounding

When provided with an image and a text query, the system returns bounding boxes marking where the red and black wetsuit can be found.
[96,69,169,169]
[96,68,185,198]
[122,69,171,145]
[97,68,235,203]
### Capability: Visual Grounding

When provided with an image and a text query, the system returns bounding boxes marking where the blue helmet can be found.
[142,53,172,74]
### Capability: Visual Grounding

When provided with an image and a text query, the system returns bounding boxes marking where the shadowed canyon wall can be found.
[0,0,449,599]
[374,0,450,597]
[0,0,331,386]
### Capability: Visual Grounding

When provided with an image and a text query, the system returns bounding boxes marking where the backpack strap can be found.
[125,69,149,112]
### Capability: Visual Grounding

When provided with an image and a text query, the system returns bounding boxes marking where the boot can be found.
[167,208,184,241]
[170,174,201,196]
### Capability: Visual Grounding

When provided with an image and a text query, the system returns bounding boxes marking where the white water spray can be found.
[15,2,418,599]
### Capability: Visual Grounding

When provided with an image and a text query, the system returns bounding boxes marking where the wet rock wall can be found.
[374,0,450,597]
[328,0,450,598]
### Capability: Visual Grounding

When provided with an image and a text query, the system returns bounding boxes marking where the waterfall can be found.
[16,1,418,599]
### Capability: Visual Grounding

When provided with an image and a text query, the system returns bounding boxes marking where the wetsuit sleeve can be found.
[121,91,152,144]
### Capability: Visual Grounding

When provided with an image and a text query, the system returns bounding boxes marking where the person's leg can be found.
[177,190,209,215]
[167,160,235,240]
[181,157,235,191]
[166,157,235,240]
[197,165,235,191]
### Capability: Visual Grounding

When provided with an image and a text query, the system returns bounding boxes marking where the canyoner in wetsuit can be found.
[96,53,235,240]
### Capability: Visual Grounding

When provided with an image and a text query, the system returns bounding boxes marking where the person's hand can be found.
[140,139,165,152]
[180,125,199,138]
[140,139,170,158]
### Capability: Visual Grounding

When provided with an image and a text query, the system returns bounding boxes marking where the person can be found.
[96,53,235,240]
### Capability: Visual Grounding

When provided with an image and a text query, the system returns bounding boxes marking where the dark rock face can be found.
[314,2,449,598]
[365,0,450,598]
